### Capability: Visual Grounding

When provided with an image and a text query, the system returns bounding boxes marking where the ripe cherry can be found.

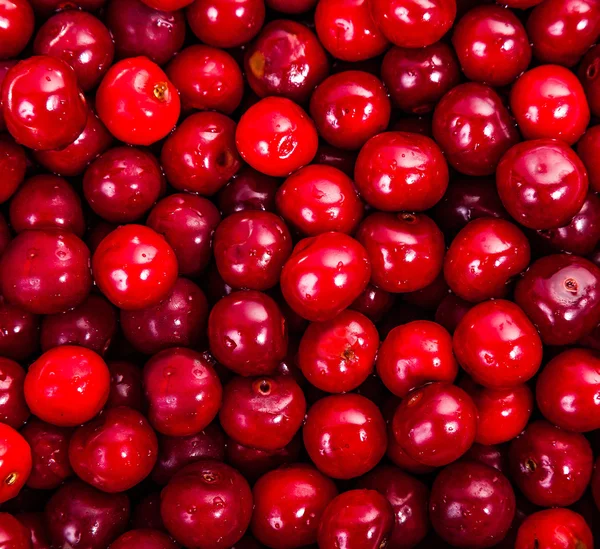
[0,135,26,204]
[515,509,593,549]
[0,423,32,504]
[0,0,34,59]
[0,358,29,430]
[141,0,193,7]
[109,529,179,549]
[105,360,143,412]
[0,513,33,549]
[218,167,278,217]
[350,283,395,323]
[579,45,600,117]
[0,299,39,362]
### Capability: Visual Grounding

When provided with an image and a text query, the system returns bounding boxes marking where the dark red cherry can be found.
[577,125,600,193]
[29,0,107,16]
[0,358,28,429]
[314,143,356,176]
[0,513,33,549]
[0,135,26,204]
[109,529,179,549]
[16,512,50,549]
[434,294,475,334]
[515,509,593,549]
[579,45,600,117]
[0,297,39,362]
[463,443,509,475]
[267,0,316,11]
[218,167,278,217]
[105,360,143,411]
[350,283,395,323]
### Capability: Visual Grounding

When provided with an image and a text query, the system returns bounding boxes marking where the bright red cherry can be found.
[0,0,34,59]
[510,65,590,145]
[218,167,278,217]
[106,360,143,412]
[110,529,179,549]
[515,509,593,549]
[92,224,178,311]
[2,56,87,151]
[0,298,39,362]
[0,513,33,549]
[0,135,26,204]
[0,423,31,504]
[96,57,180,146]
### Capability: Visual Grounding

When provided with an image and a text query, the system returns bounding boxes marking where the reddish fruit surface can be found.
[515,509,593,549]
[0,423,32,504]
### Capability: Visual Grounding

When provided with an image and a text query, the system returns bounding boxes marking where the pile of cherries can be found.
[1,0,600,547]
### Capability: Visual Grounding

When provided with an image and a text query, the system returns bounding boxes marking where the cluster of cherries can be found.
[1,0,600,547]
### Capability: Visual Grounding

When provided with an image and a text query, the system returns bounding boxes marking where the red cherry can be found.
[515,509,593,549]
[29,0,107,16]
[105,360,143,411]
[386,426,436,475]
[314,143,356,176]
[266,0,317,12]
[0,135,26,204]
[0,0,34,59]
[0,423,32,504]
[141,0,193,8]
[463,443,509,475]
[579,45,600,117]
[577,125,600,193]
[350,283,395,323]
[16,512,50,549]
[0,60,18,131]
[0,297,39,362]
[110,529,179,549]
[0,513,33,549]
[218,167,278,217]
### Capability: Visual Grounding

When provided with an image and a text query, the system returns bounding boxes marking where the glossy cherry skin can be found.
[280,231,371,322]
[0,135,26,204]
[10,175,85,236]
[2,56,87,151]
[0,0,34,59]
[29,0,107,15]
[84,146,164,224]
[25,346,110,427]
[92,224,178,310]
[160,460,253,549]
[314,0,388,61]
[298,310,378,393]
[452,5,531,87]
[0,422,32,504]
[514,254,600,345]
[16,512,50,549]
[110,529,179,549]
[166,45,243,114]
[309,71,390,151]
[370,0,457,48]
[251,464,337,549]
[356,212,445,293]
[430,461,515,549]
[186,0,265,48]
[515,509,593,549]
[509,420,593,507]
[464,444,509,475]
[376,320,457,398]
[218,167,278,217]
[433,83,520,176]
[0,298,39,362]
[303,393,386,479]
[45,480,130,549]
[33,10,114,91]
[96,57,180,146]
[143,347,222,437]
[579,45,600,117]
[0,513,33,549]
[40,294,117,355]
[0,230,92,315]
[106,360,143,411]
[147,193,220,277]
[354,131,448,211]
[392,382,478,467]
[577,125,600,193]
[350,284,394,323]
[510,65,589,145]
[0,60,17,132]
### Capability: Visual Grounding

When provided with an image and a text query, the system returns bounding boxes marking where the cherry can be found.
[510,65,590,145]
[386,425,437,475]
[430,461,516,548]
[0,423,32,504]
[577,125,600,193]
[515,508,593,549]
[29,0,107,15]
[218,167,278,217]
[464,443,509,475]
[267,0,317,12]
[280,231,371,322]
[166,45,243,114]
[0,513,33,549]
[392,382,478,467]
[0,0,34,60]
[452,5,531,87]
[350,283,395,323]
[0,135,26,204]
[354,131,448,211]
[96,57,180,146]
[514,254,600,345]
[251,464,338,549]
[142,0,193,8]
[16,512,50,549]
[110,529,179,549]
[105,360,143,411]
[44,480,130,549]
[146,193,221,277]
[0,358,30,430]
[356,212,445,293]
[303,393,386,479]
[500,0,544,7]
[160,460,253,549]
[433,83,520,176]
[579,45,600,117]
[143,347,222,437]
[0,298,39,362]
[92,224,178,310]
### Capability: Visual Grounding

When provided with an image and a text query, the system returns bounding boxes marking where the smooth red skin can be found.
[309,71,390,151]
[17,512,50,549]
[510,65,590,145]
[29,0,107,15]
[514,254,600,345]
[0,230,92,315]
[0,298,39,362]
[376,320,457,398]
[236,97,318,177]
[0,60,17,131]
[132,493,164,532]
[354,132,448,211]
[45,480,130,549]
[0,513,33,549]
[356,213,445,293]
[0,358,28,430]
[83,146,164,224]
[392,382,478,467]
[314,144,356,177]
[33,10,114,91]
[2,56,87,151]
[143,347,222,437]
[280,231,371,322]
[382,42,460,114]
[515,509,593,549]
[267,0,316,11]
[314,0,389,61]
[298,310,378,393]
[0,0,34,59]
[106,360,143,411]
[433,83,520,176]
[317,489,394,549]
[10,175,85,237]
[464,444,509,475]
[121,277,208,355]
[350,284,394,323]
[536,348,600,432]
[96,57,180,146]
[276,165,363,236]
[509,420,593,507]
[147,193,221,276]
[213,211,292,291]
[186,0,265,48]
[452,5,531,87]
[0,136,26,204]
[20,418,73,490]
[430,461,516,549]
[166,45,242,114]
[106,0,185,66]
[152,423,226,485]
[577,126,600,193]
[92,224,178,311]
[160,460,253,549]
[142,0,193,7]
[443,218,531,302]
[110,530,179,549]
[218,167,278,217]
[303,393,387,479]
[386,428,437,474]
[579,45,600,117]
[0,423,32,503]
[370,0,456,47]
